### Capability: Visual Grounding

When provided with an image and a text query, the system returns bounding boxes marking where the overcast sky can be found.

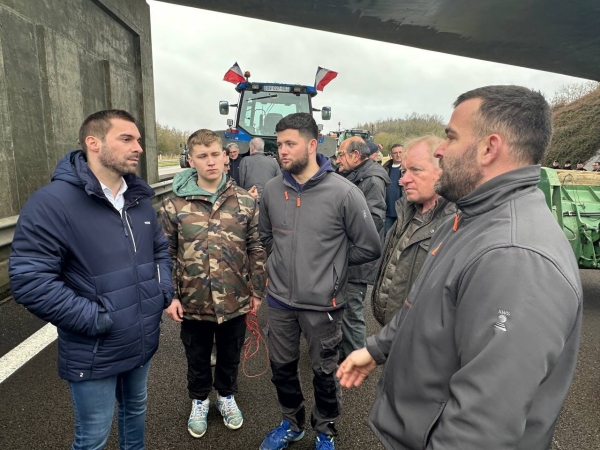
[148,1,588,135]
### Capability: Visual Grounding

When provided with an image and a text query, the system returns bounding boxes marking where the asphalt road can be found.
[1,271,599,450]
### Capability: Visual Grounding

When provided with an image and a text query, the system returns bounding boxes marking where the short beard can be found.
[283,147,310,175]
[434,142,483,203]
[98,143,137,176]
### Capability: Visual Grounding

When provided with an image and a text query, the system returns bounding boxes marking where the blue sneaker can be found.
[315,433,335,450]
[259,420,305,450]
[216,395,243,429]
[188,399,209,438]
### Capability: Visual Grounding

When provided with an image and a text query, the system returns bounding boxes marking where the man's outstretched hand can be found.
[337,347,377,388]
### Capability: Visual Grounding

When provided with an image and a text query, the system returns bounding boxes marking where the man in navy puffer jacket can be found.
[9,109,174,450]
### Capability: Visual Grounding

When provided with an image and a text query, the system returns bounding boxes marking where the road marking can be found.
[0,323,57,384]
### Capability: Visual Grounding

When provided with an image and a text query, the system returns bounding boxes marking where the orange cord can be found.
[242,311,270,378]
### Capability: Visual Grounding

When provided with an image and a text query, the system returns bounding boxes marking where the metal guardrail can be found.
[0,179,174,296]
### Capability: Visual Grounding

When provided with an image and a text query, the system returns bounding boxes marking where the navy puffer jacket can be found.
[9,150,174,381]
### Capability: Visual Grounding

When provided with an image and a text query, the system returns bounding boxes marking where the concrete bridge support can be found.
[0,0,157,223]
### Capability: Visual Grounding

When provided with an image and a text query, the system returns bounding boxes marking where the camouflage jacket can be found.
[158,177,267,323]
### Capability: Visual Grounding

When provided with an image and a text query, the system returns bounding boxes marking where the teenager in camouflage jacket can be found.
[158,129,267,438]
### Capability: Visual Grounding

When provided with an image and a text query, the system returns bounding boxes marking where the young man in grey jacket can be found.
[338,85,583,450]
[258,113,381,450]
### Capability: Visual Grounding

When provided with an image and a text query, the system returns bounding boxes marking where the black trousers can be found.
[180,315,247,400]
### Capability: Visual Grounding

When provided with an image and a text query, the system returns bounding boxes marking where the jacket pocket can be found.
[319,330,342,374]
[422,400,446,449]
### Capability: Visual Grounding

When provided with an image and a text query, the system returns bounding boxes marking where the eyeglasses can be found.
[337,150,357,158]
[391,152,402,156]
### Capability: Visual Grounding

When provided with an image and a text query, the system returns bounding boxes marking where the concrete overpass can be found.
[162,0,600,82]
[0,0,598,262]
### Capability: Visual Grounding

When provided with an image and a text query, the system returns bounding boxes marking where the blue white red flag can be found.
[314,67,338,91]
[223,62,245,84]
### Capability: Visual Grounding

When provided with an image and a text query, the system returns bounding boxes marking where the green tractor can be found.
[539,167,600,268]
[337,129,373,149]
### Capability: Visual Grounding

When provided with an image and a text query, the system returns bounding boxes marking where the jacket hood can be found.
[282,153,334,191]
[52,150,154,201]
[172,168,227,198]
[456,165,541,217]
[345,159,391,187]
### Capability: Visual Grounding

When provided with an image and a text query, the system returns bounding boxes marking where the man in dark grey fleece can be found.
[258,113,381,450]
[338,85,582,450]
[336,137,390,361]
[239,137,281,201]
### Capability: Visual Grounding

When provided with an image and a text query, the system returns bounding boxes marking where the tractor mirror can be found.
[321,106,331,120]
[219,101,229,115]
[227,119,234,127]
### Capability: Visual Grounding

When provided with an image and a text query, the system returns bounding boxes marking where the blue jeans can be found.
[68,362,151,450]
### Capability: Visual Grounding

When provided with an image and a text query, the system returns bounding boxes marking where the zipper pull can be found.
[284,191,289,200]
[122,218,129,237]
[296,196,301,207]
[452,213,460,232]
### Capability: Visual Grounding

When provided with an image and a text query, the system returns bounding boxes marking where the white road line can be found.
[0,323,57,384]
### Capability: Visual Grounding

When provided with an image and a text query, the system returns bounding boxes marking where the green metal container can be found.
[539,167,600,268]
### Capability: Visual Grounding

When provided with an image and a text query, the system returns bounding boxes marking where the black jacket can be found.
[229,155,242,184]
[343,159,391,284]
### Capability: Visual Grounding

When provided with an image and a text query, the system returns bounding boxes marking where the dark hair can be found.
[454,85,552,165]
[275,113,318,141]
[565,160,571,164]
[78,110,136,154]
[391,143,404,150]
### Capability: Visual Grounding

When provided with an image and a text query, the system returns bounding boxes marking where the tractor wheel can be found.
[179,154,189,168]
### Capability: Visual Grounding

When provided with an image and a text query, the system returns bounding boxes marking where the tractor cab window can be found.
[239,90,310,137]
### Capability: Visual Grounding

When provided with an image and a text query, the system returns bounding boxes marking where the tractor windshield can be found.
[239,90,310,137]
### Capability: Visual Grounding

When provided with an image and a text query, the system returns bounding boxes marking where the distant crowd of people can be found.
[9,84,583,450]
[550,159,600,171]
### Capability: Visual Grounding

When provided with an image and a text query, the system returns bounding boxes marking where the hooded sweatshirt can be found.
[365,165,582,450]
[258,154,382,311]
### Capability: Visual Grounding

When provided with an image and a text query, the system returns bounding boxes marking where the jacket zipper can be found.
[289,191,301,304]
[123,211,137,252]
[124,201,145,362]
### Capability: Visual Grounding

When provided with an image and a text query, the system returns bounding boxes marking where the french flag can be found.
[314,67,338,91]
[223,62,245,84]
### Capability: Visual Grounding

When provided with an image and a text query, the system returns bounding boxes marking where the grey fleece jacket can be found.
[259,154,382,310]
[239,152,281,198]
[365,165,582,450]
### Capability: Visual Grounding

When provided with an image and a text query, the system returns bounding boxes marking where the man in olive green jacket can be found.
[372,136,455,326]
